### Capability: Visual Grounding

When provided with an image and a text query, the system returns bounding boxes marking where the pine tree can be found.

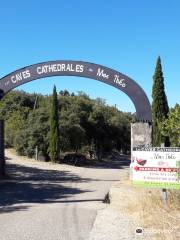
[152,56,169,146]
[49,85,60,162]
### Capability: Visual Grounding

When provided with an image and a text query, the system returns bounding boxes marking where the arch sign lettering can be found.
[0,60,152,122]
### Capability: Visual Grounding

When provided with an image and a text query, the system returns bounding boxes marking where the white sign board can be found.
[132,147,180,189]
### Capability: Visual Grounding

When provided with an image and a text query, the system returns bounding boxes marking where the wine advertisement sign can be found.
[132,147,180,189]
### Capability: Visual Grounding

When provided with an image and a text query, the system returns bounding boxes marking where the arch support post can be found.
[0,119,5,177]
[130,122,152,180]
[131,122,152,152]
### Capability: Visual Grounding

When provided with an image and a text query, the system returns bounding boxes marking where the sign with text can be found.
[132,147,180,189]
[0,60,152,122]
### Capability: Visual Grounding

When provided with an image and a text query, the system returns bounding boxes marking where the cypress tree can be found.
[49,85,60,162]
[152,56,169,146]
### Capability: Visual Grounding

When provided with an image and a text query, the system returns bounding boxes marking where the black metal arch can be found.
[0,60,152,122]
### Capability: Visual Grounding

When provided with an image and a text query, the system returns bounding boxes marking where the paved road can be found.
[0,151,129,240]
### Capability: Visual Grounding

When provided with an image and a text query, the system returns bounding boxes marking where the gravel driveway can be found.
[0,150,130,240]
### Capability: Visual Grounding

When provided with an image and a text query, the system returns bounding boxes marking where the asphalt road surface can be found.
[0,152,130,240]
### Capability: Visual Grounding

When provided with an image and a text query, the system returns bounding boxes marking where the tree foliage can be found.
[161,104,180,147]
[152,56,169,146]
[0,89,134,160]
[48,86,60,162]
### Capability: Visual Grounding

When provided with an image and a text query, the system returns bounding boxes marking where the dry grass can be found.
[111,179,180,240]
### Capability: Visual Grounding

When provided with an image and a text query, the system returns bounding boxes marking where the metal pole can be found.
[161,188,168,206]
[35,145,38,161]
[0,120,5,177]
[160,143,168,207]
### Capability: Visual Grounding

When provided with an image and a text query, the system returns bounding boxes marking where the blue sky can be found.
[0,0,179,112]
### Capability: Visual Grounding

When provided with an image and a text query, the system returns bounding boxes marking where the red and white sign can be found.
[131,147,180,189]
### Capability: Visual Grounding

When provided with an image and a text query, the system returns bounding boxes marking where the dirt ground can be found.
[97,176,180,240]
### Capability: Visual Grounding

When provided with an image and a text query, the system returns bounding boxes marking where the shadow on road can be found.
[87,155,130,169]
[0,155,130,214]
[0,163,92,214]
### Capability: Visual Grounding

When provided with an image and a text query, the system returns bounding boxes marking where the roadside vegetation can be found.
[0,89,133,163]
[152,56,180,147]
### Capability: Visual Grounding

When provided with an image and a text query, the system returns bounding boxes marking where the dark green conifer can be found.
[49,85,60,162]
[152,56,169,146]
